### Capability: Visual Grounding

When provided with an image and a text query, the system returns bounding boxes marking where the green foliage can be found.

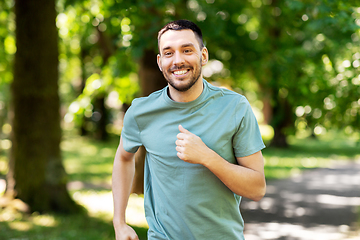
[208,0,360,140]
[0,0,15,133]
[0,0,359,142]
[56,0,142,135]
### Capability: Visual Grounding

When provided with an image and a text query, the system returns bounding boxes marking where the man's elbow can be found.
[252,189,266,202]
[250,181,266,202]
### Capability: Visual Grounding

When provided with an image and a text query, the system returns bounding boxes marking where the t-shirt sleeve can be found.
[121,102,142,153]
[233,97,265,157]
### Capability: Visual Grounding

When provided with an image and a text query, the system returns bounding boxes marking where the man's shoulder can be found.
[206,81,247,103]
[131,88,165,107]
[126,87,168,121]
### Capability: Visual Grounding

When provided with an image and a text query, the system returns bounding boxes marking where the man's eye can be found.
[184,49,192,53]
[164,52,172,56]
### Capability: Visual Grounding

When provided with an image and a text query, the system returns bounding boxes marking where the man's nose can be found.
[173,51,185,65]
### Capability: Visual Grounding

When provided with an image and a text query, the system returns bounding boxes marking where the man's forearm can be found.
[203,150,266,201]
[112,147,136,226]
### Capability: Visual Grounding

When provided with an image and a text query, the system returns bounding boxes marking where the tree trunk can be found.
[131,49,167,194]
[269,97,292,148]
[261,94,272,125]
[259,0,291,148]
[92,28,114,141]
[271,126,289,148]
[79,48,89,137]
[138,50,168,96]
[93,94,108,141]
[7,0,80,213]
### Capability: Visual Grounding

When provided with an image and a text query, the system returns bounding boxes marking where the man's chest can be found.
[139,108,238,163]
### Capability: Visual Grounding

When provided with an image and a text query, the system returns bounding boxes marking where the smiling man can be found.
[112,20,266,240]
[157,26,205,95]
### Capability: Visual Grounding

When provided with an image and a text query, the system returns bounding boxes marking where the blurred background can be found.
[0,0,359,239]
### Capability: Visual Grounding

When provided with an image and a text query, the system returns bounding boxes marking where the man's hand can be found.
[114,224,139,240]
[175,125,214,165]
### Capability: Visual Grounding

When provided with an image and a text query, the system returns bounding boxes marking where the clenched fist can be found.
[175,125,214,165]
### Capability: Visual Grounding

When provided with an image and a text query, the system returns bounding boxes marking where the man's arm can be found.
[208,151,266,201]
[176,125,266,201]
[112,136,139,240]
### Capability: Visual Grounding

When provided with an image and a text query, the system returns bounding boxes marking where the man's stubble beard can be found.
[163,58,202,92]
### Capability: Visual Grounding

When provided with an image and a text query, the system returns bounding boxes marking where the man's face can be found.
[157,29,208,92]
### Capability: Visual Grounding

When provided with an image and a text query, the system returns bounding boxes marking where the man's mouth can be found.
[172,69,190,77]
[173,69,188,75]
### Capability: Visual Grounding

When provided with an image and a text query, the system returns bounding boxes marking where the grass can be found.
[0,130,359,239]
[0,132,149,240]
[61,133,118,184]
[0,213,116,240]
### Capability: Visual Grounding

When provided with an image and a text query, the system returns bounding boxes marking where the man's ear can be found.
[157,54,162,71]
[201,47,209,66]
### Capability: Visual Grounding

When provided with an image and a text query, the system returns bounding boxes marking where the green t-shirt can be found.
[122,79,265,240]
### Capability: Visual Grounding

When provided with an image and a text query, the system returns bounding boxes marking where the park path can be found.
[241,160,360,240]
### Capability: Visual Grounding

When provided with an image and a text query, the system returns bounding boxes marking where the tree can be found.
[50,0,359,195]
[7,0,79,213]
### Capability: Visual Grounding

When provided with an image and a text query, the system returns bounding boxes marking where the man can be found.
[112,19,266,240]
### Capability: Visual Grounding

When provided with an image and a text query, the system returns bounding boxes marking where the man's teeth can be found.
[173,70,187,75]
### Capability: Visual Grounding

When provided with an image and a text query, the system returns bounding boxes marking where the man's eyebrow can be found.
[181,43,196,48]
[161,43,196,52]
[161,46,172,52]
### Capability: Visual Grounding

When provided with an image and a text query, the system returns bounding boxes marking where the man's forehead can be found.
[159,29,199,50]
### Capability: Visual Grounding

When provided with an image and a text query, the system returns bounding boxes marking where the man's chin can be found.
[168,79,195,92]
[171,84,191,92]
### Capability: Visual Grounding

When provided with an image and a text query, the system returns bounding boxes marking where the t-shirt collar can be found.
[163,79,209,108]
